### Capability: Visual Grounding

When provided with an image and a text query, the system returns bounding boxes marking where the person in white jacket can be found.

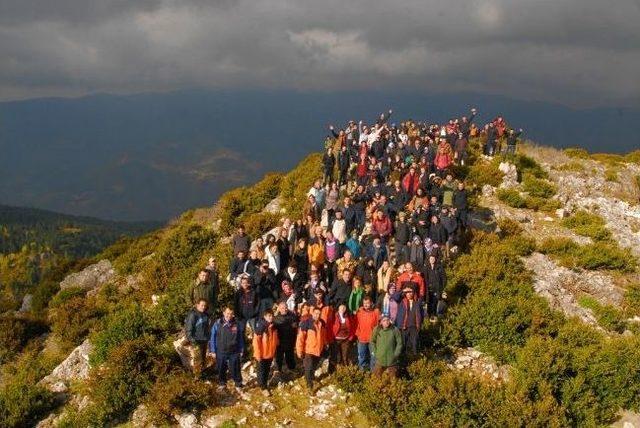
[332,210,347,244]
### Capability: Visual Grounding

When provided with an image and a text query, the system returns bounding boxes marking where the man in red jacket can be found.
[395,262,426,299]
[355,297,380,370]
[372,209,392,243]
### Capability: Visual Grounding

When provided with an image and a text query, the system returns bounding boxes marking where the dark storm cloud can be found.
[0,0,638,106]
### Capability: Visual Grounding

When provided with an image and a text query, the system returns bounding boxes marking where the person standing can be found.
[184,298,211,378]
[253,310,279,396]
[393,286,424,357]
[189,269,215,316]
[209,307,245,391]
[273,302,298,375]
[296,306,328,394]
[331,304,356,366]
[232,225,251,257]
[370,315,403,378]
[354,297,380,371]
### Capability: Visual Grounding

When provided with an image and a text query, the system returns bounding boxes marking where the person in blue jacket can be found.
[209,306,245,391]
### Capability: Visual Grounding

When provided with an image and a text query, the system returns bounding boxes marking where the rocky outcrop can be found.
[449,347,510,382]
[59,260,115,291]
[18,294,33,313]
[522,252,624,328]
[41,340,93,393]
[264,196,285,214]
[498,161,518,189]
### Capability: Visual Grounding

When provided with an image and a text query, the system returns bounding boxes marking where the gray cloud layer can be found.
[1,0,639,106]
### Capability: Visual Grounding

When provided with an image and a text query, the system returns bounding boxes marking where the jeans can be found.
[357,341,375,371]
[217,352,242,386]
[257,358,273,390]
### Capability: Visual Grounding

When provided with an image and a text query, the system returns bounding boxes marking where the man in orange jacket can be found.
[253,309,279,396]
[296,306,327,394]
[355,297,380,370]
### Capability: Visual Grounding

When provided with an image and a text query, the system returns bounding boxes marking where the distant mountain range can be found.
[1,90,638,221]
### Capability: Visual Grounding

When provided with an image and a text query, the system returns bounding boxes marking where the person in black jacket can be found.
[329,269,353,308]
[322,147,336,186]
[234,276,258,332]
[394,212,411,263]
[341,196,358,235]
[425,255,447,320]
[184,299,211,378]
[505,128,523,156]
[453,182,469,229]
[428,215,447,246]
[273,301,298,374]
[337,145,350,187]
[253,262,277,318]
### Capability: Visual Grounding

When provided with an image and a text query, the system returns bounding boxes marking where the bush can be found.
[496,188,526,208]
[539,237,636,272]
[30,279,60,313]
[624,283,640,317]
[90,303,149,366]
[0,349,57,428]
[50,295,103,348]
[280,153,323,215]
[467,159,503,187]
[0,314,48,363]
[513,154,548,180]
[564,148,590,159]
[144,371,218,424]
[241,212,280,241]
[522,173,557,198]
[578,296,627,333]
[49,286,86,308]
[523,196,562,212]
[604,167,619,182]
[82,336,172,426]
[562,210,611,241]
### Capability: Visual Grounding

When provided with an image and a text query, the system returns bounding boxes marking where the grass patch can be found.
[522,173,557,198]
[539,237,636,272]
[564,148,590,159]
[562,210,612,241]
[578,296,627,333]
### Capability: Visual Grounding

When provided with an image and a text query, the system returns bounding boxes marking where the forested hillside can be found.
[0,204,159,257]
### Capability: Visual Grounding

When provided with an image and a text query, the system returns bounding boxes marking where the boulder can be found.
[555,208,569,218]
[264,196,285,214]
[60,260,115,291]
[175,412,201,428]
[498,162,518,188]
[41,340,93,393]
[18,294,33,313]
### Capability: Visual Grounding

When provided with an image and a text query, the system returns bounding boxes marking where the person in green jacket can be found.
[347,276,365,314]
[190,269,216,316]
[369,315,403,377]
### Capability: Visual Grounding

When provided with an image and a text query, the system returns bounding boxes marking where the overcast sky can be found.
[1,0,639,107]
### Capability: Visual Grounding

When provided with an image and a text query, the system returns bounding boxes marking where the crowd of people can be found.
[183,108,523,395]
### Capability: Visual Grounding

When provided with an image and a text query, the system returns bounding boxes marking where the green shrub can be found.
[49,286,86,307]
[523,196,562,212]
[30,279,60,313]
[0,349,57,428]
[144,371,218,424]
[0,314,48,363]
[564,148,590,159]
[241,212,280,241]
[591,153,624,167]
[578,296,627,333]
[624,283,640,316]
[497,217,524,237]
[90,303,149,366]
[50,295,104,348]
[111,233,161,275]
[604,167,619,182]
[562,210,611,241]
[522,173,557,198]
[82,336,172,426]
[280,153,323,215]
[539,237,636,272]
[555,161,585,172]
[513,154,548,179]
[496,188,526,208]
[467,159,503,187]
